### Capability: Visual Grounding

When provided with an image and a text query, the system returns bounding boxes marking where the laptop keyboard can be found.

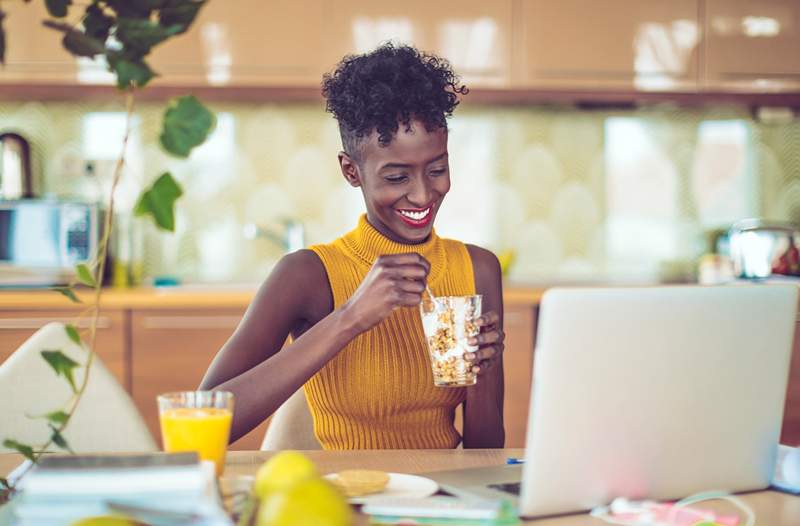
[488,482,522,495]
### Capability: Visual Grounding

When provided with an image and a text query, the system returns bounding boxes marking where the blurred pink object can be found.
[595,498,740,526]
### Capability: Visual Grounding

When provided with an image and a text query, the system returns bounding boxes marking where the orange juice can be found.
[159,407,232,476]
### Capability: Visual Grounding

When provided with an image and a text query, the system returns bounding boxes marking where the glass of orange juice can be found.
[157,391,234,477]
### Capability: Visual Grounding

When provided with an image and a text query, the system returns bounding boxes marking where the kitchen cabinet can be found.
[0,2,79,83]
[3,0,799,101]
[129,307,269,451]
[514,0,700,90]
[503,304,537,447]
[0,309,127,389]
[321,0,513,87]
[781,319,800,446]
[149,0,330,86]
[704,0,800,92]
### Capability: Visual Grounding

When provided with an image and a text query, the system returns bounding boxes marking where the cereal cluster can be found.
[425,303,479,386]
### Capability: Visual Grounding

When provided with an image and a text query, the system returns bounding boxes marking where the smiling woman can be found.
[199,43,505,451]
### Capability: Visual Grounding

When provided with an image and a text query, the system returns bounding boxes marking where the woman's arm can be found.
[199,250,431,442]
[462,245,505,448]
[199,249,347,442]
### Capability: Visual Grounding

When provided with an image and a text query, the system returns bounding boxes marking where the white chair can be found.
[261,387,321,450]
[0,322,156,453]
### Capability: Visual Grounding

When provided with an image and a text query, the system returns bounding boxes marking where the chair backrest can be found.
[261,387,321,450]
[0,322,157,453]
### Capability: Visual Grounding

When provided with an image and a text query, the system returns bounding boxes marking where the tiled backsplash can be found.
[1,100,798,284]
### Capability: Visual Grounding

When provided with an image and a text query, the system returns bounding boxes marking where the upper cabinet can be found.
[1,0,799,97]
[149,0,329,86]
[514,0,700,91]
[0,0,331,87]
[321,0,513,87]
[704,0,800,92]
[0,2,78,83]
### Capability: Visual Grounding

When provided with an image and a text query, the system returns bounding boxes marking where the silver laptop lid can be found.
[520,285,797,517]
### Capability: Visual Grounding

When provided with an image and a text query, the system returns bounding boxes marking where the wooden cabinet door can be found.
[781,319,800,446]
[149,0,329,86]
[515,0,700,90]
[322,0,513,87]
[0,2,79,83]
[503,304,537,447]
[704,0,800,91]
[130,308,268,450]
[0,309,127,389]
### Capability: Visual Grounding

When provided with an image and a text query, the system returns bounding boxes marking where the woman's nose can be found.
[407,178,433,207]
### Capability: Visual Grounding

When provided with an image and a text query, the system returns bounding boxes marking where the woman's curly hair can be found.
[322,43,468,160]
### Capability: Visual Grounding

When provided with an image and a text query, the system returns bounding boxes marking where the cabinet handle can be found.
[141,316,241,330]
[0,317,112,330]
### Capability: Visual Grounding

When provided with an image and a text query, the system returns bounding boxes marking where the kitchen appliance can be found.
[0,199,101,287]
[728,218,799,279]
[0,132,33,199]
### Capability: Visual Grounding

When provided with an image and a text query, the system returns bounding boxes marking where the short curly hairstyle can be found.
[322,43,468,161]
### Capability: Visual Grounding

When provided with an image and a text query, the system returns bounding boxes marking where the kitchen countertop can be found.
[0,284,547,310]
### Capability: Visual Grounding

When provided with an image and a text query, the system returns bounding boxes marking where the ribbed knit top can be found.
[306,215,476,449]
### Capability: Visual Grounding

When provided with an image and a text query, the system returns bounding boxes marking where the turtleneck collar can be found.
[341,214,446,284]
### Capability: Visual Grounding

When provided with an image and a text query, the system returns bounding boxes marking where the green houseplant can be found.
[0,0,217,500]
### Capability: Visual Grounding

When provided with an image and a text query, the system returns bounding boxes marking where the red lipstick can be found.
[396,206,434,228]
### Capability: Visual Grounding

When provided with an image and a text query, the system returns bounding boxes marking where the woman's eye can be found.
[429,168,447,177]
[385,175,408,183]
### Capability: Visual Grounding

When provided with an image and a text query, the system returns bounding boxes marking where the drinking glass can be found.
[157,391,234,477]
[420,294,482,387]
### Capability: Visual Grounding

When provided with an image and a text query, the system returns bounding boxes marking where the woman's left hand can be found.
[465,311,504,376]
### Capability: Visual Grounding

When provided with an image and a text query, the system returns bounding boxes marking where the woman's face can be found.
[339,119,450,244]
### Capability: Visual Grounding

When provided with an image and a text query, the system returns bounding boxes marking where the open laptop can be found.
[427,285,798,518]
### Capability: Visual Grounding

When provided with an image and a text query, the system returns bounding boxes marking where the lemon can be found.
[498,249,516,276]
[256,477,352,526]
[253,450,318,499]
[70,516,139,526]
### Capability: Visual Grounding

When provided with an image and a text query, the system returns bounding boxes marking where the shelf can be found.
[0,83,798,107]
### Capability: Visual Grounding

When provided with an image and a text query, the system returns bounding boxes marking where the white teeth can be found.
[399,208,431,221]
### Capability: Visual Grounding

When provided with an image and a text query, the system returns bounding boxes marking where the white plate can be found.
[325,472,439,504]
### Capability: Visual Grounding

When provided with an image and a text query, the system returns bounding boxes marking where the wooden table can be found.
[5,449,798,525]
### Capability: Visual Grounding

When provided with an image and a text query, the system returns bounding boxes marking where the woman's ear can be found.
[338,152,362,188]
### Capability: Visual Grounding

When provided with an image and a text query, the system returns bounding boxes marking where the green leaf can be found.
[45,410,70,425]
[65,324,81,346]
[3,439,35,462]
[49,425,73,453]
[105,0,155,18]
[83,4,114,42]
[160,95,215,158]
[134,172,183,231]
[45,0,71,18]
[53,286,82,304]
[116,17,182,53]
[159,0,206,33]
[75,263,97,288]
[41,350,80,393]
[108,54,156,89]
[62,29,105,58]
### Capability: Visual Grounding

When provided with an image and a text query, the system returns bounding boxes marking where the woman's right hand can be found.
[341,253,430,333]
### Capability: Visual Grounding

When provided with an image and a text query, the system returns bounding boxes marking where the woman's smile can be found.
[396,204,435,228]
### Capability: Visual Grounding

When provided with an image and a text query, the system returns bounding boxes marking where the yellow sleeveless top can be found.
[306,215,476,449]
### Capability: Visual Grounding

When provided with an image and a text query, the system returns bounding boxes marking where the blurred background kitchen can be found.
[2,0,799,286]
[1,1,799,449]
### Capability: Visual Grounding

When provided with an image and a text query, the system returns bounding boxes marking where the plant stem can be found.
[82,90,135,392]
[26,91,136,466]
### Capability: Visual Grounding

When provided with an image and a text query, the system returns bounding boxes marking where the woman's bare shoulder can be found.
[251,249,333,322]
[464,244,501,281]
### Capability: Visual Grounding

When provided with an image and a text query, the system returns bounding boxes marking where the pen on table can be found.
[506,457,526,465]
